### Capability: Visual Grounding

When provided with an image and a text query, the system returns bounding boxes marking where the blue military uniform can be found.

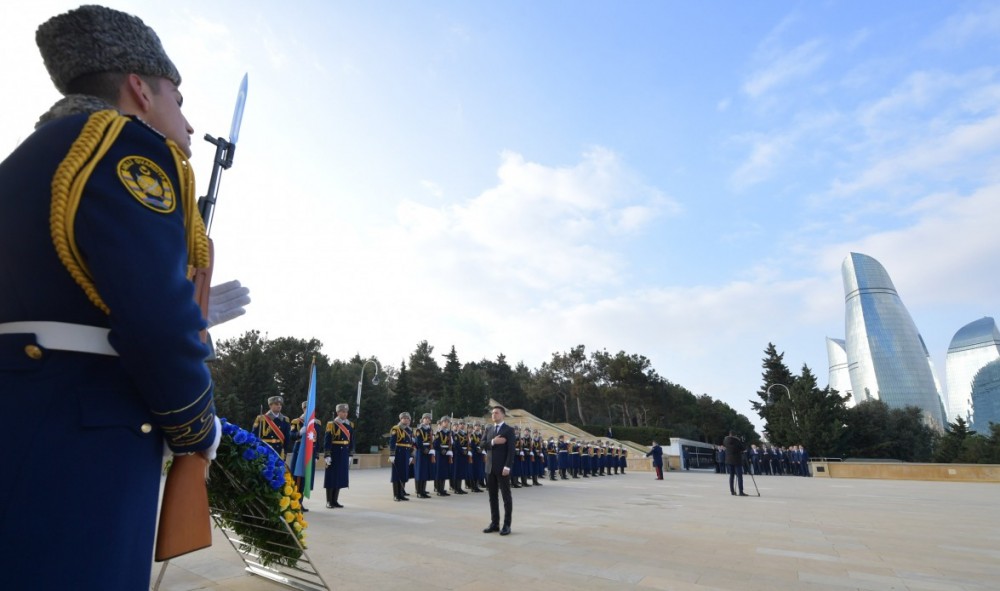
[388,418,413,501]
[254,407,291,459]
[0,109,218,587]
[433,420,454,496]
[323,414,353,508]
[412,416,435,498]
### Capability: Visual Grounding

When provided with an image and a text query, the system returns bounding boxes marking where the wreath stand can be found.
[153,462,330,591]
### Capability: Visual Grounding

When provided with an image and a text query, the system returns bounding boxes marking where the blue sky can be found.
[5,1,1000,429]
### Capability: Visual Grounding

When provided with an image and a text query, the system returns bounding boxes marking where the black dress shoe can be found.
[326,503,334,508]
[332,502,344,508]
[731,492,736,496]
[739,492,750,497]
[483,524,500,533]
[499,526,511,536]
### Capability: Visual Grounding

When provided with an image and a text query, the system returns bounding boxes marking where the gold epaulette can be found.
[50,110,210,314]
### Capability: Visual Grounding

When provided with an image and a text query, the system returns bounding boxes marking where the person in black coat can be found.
[480,405,516,535]
[723,431,749,496]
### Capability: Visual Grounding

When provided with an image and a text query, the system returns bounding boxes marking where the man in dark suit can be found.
[723,431,749,496]
[481,405,516,536]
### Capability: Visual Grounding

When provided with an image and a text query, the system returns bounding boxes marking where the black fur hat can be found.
[36,4,181,95]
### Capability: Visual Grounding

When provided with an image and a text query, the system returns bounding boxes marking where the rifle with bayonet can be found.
[155,74,248,562]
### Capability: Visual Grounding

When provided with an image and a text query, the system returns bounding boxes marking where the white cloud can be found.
[927,3,1000,49]
[743,38,828,99]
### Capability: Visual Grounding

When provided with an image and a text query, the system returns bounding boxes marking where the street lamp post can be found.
[356,358,380,421]
[766,383,797,426]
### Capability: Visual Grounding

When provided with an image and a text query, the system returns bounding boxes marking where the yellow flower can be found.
[292,491,302,500]
[279,496,290,510]
[284,472,293,483]
[283,484,294,496]
[290,499,301,510]
[283,511,295,523]
[292,522,303,533]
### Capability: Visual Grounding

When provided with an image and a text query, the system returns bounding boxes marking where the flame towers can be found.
[838,253,945,428]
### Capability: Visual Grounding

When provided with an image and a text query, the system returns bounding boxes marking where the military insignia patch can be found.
[117,156,176,213]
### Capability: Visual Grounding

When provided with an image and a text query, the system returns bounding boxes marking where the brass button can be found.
[140,423,153,434]
[24,345,43,360]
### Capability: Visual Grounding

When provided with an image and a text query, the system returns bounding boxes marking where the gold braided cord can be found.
[50,110,125,315]
[50,112,211,314]
[167,140,211,272]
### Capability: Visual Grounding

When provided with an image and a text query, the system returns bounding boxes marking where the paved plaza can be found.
[153,467,1000,591]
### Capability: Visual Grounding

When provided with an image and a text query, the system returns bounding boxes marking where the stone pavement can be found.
[152,468,1000,591]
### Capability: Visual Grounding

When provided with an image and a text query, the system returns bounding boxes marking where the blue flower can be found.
[269,477,284,490]
[222,421,238,436]
[263,468,274,480]
[242,447,257,461]
[256,444,269,457]
[233,429,249,445]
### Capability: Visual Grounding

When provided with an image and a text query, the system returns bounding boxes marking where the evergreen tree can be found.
[934,417,975,463]
[391,360,416,419]
[437,345,462,418]
[751,343,797,445]
[789,364,849,456]
[408,341,443,411]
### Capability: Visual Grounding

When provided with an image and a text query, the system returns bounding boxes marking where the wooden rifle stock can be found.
[155,453,212,561]
[155,240,215,561]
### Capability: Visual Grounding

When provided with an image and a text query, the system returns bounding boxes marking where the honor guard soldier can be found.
[468,422,486,492]
[254,395,291,459]
[557,435,570,479]
[0,6,225,589]
[412,413,435,498]
[433,416,454,496]
[450,420,470,494]
[323,403,353,508]
[619,444,628,474]
[388,412,414,501]
[531,430,545,485]
[570,437,581,478]
[546,436,558,480]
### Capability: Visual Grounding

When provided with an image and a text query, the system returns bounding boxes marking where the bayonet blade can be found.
[228,73,248,144]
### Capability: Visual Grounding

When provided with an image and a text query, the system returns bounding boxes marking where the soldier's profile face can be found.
[144,78,194,157]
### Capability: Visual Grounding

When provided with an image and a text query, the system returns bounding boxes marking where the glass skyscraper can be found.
[825,337,853,406]
[970,360,1000,431]
[945,317,1000,426]
[839,252,946,428]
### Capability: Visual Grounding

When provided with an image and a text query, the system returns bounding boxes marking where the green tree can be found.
[211,329,276,427]
[934,417,975,463]
[408,341,442,412]
[437,345,462,417]
[391,360,416,419]
[840,400,936,461]
[788,364,849,456]
[751,343,797,445]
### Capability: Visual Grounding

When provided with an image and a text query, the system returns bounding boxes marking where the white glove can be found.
[324,457,332,466]
[409,458,415,465]
[519,451,524,457]
[467,452,472,457]
[207,280,251,328]
[429,450,436,456]
[389,456,395,463]
[446,451,453,457]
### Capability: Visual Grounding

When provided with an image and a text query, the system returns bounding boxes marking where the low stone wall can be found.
[810,461,1000,483]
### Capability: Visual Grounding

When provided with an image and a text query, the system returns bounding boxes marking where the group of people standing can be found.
[388,412,631,502]
[252,396,355,510]
[713,443,812,477]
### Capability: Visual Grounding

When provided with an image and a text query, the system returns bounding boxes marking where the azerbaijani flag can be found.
[293,359,318,498]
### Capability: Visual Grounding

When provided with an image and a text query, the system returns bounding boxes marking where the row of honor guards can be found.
[388,412,630,502]
[251,396,356,510]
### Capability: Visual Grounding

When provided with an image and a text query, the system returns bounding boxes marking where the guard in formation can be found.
[324,403,353,508]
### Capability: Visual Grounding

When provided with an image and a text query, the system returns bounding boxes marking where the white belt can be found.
[0,321,118,356]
